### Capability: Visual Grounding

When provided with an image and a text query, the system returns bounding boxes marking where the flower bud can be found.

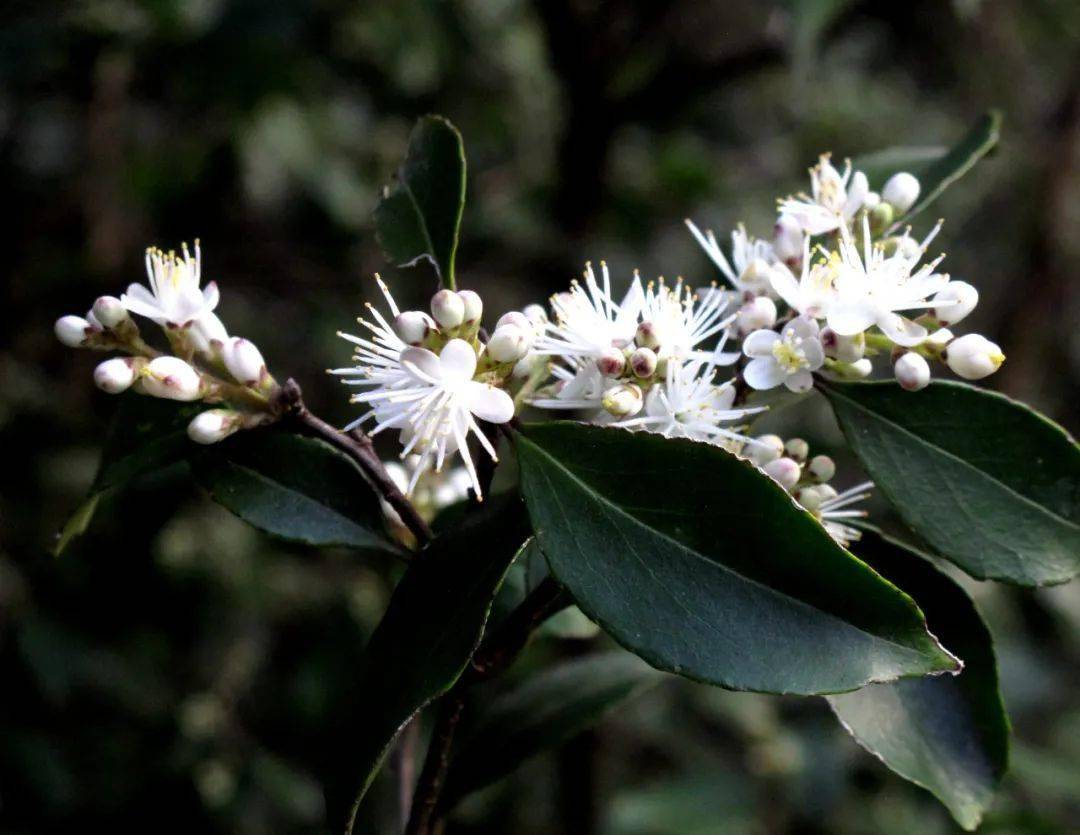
[629,346,658,378]
[393,311,433,345]
[868,202,894,236]
[882,172,921,214]
[945,334,1005,380]
[187,409,241,444]
[738,258,774,294]
[807,454,835,482]
[91,296,129,330]
[745,434,784,466]
[932,281,978,326]
[737,296,777,334]
[880,235,921,259]
[495,311,531,332]
[636,321,661,350]
[821,327,865,363]
[430,289,465,329]
[784,437,809,462]
[487,324,530,363]
[596,346,626,377]
[224,337,266,386]
[93,357,138,394]
[55,315,92,347]
[601,383,643,418]
[796,485,827,513]
[763,456,801,492]
[523,304,548,328]
[894,351,930,391]
[862,191,881,209]
[142,356,203,401]
[457,290,483,324]
[850,358,873,378]
[773,214,803,261]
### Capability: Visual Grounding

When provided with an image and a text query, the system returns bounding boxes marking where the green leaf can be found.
[54,395,202,554]
[373,114,466,289]
[515,422,958,695]
[341,496,531,832]
[880,111,1000,224]
[820,380,1080,586]
[190,430,403,555]
[442,651,661,808]
[828,529,1009,831]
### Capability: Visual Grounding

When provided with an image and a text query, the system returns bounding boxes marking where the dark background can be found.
[2,1,1079,833]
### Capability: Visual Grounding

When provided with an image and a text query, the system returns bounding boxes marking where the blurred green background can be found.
[2,0,1079,832]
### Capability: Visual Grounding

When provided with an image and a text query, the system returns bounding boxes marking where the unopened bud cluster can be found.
[54,242,277,445]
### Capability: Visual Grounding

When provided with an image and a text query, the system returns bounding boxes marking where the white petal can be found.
[877,312,928,348]
[844,171,869,218]
[769,264,803,311]
[801,338,825,370]
[439,339,478,383]
[201,280,220,311]
[744,357,786,390]
[743,329,780,357]
[400,346,442,382]
[785,316,820,340]
[785,369,814,393]
[464,382,515,424]
[827,299,878,336]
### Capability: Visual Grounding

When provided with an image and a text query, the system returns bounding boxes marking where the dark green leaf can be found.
[515,422,957,695]
[55,395,202,554]
[191,430,403,555]
[820,380,1080,586]
[828,529,1009,831]
[891,111,1000,224]
[442,651,661,808]
[373,114,466,289]
[341,496,531,832]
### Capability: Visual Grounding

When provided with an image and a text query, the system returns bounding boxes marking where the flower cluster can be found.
[54,243,278,443]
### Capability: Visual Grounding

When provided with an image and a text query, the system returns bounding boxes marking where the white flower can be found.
[610,355,765,447]
[799,481,874,547]
[122,242,220,329]
[779,155,869,236]
[827,218,948,347]
[685,220,781,297]
[743,317,825,393]
[529,361,608,413]
[638,277,737,364]
[769,237,839,319]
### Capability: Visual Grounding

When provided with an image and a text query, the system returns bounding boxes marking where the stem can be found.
[404,696,465,835]
[276,378,434,547]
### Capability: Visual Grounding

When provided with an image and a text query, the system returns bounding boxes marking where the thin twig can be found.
[275,378,434,546]
[404,696,465,835]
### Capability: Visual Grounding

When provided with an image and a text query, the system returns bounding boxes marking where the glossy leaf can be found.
[191,431,403,555]
[55,395,201,554]
[442,651,662,808]
[341,496,531,832]
[828,529,1009,830]
[820,380,1080,586]
[515,422,958,695]
[373,114,466,289]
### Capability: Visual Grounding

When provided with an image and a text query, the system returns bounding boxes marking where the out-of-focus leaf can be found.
[820,380,1080,586]
[828,529,1009,831]
[515,422,958,695]
[190,431,403,555]
[373,114,466,289]
[442,651,661,807]
[341,496,531,832]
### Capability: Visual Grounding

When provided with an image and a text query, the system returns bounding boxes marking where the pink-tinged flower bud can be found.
[894,351,930,391]
[457,290,483,324]
[430,289,465,329]
[495,311,531,333]
[932,281,978,326]
[91,296,129,330]
[784,437,809,462]
[763,456,801,492]
[820,327,865,363]
[224,337,266,386]
[187,409,242,444]
[882,172,921,214]
[745,434,784,466]
[850,358,873,378]
[773,214,804,261]
[737,296,777,334]
[93,357,138,394]
[143,356,203,401]
[945,334,1005,380]
[807,454,835,482]
[55,315,92,347]
[523,304,548,328]
[635,321,661,350]
[629,346,657,378]
[595,346,626,377]
[601,383,643,418]
[393,311,433,345]
[487,324,530,363]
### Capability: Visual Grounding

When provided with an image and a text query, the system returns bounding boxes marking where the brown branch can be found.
[404,696,465,835]
[275,378,434,547]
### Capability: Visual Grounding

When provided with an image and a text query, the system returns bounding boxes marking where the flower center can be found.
[772,337,809,374]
